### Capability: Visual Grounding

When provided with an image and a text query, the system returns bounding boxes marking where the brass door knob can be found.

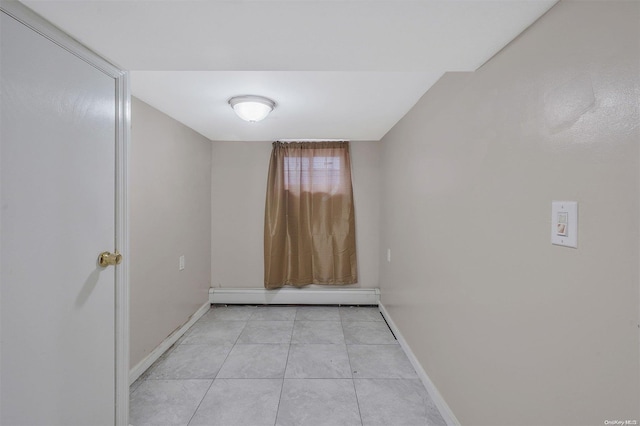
[98,251,122,267]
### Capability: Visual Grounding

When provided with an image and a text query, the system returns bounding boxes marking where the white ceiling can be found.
[22,0,556,141]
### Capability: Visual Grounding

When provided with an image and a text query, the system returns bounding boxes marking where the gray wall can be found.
[130,97,212,368]
[211,140,380,289]
[379,1,639,425]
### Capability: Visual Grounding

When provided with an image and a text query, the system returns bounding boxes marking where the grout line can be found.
[274,335,293,426]
[343,322,365,426]
[184,377,215,426]
[351,377,365,426]
[341,308,364,425]
[185,314,240,426]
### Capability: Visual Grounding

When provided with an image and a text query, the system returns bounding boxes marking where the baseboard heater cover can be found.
[209,287,380,305]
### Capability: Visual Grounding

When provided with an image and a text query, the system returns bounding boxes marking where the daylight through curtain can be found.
[264,141,358,289]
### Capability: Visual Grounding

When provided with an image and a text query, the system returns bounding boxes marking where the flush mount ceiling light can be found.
[228,95,276,122]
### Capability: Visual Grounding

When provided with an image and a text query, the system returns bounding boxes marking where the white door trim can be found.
[114,56,131,426]
[0,2,131,425]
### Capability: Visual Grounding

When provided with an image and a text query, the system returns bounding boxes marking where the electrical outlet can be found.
[179,255,185,271]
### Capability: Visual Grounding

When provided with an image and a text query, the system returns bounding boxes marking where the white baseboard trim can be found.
[378,303,461,426]
[209,287,380,306]
[128,302,210,385]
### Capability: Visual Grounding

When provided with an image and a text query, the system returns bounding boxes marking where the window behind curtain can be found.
[283,156,343,193]
[264,141,357,289]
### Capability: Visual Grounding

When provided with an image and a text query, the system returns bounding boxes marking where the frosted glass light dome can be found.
[228,95,276,122]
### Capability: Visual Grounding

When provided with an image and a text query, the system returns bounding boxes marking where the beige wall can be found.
[211,140,380,289]
[379,2,639,425]
[130,97,212,368]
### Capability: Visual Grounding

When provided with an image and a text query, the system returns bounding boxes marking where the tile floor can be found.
[130,305,447,426]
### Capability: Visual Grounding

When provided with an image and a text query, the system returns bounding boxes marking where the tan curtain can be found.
[264,141,358,289]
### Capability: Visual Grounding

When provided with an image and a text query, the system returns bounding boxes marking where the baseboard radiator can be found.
[209,287,380,305]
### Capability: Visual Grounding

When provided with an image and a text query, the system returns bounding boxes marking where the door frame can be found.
[0,2,131,424]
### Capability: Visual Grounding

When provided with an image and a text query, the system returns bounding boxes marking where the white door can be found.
[1,8,128,426]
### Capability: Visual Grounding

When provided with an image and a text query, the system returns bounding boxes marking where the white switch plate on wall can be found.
[551,201,578,248]
[179,255,185,270]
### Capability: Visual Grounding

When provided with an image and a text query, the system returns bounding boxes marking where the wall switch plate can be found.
[179,255,185,271]
[551,201,578,248]
[387,249,391,263]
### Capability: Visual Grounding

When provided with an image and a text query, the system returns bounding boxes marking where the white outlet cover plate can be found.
[551,201,578,248]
